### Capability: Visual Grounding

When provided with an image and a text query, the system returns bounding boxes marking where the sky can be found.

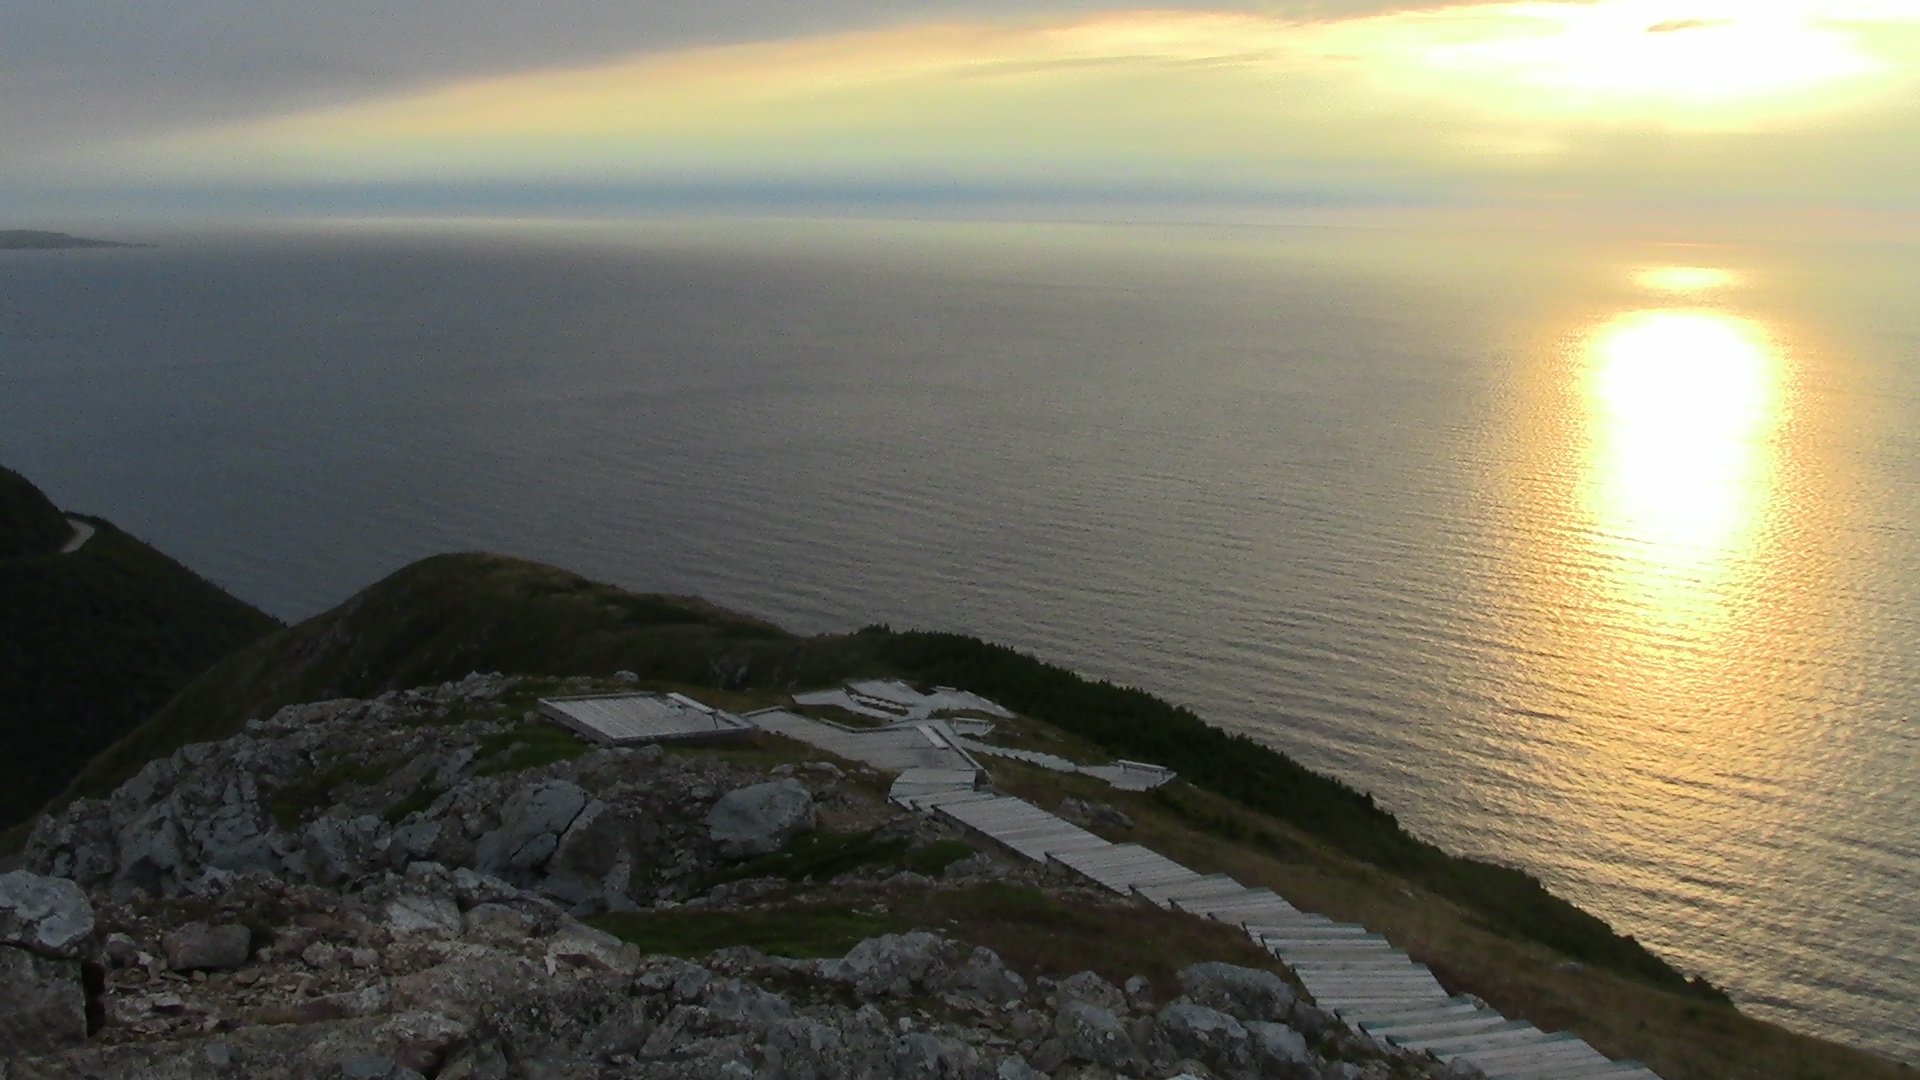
[5,0,1920,216]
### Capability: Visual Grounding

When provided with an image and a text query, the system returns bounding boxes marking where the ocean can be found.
[3,216,1916,1060]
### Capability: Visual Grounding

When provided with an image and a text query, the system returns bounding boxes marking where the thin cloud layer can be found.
[15,0,1920,209]
[0,0,1461,150]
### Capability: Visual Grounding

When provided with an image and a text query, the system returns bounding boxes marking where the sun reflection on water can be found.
[1581,308,1783,614]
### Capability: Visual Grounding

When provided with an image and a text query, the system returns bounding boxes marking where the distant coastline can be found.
[0,230,150,250]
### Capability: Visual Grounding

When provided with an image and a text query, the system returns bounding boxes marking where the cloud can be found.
[12,0,1920,210]
[0,0,1487,154]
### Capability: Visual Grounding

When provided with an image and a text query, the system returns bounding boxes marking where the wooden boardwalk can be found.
[749,704,1658,1079]
[891,774,1661,1080]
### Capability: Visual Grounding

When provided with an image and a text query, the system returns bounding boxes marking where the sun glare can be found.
[1635,266,1738,291]
[1415,0,1886,114]
[1581,309,1783,609]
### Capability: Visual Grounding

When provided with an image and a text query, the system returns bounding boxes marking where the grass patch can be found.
[871,630,1727,1001]
[705,829,977,889]
[589,905,907,959]
[268,755,400,830]
[474,722,591,776]
[790,703,890,729]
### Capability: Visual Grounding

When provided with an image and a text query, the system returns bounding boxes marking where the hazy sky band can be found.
[9,0,1920,211]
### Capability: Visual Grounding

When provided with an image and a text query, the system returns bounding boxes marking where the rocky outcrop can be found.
[23,679,841,916]
[704,778,816,857]
[10,678,1476,1080]
[0,871,98,1055]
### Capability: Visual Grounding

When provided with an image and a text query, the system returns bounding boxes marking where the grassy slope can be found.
[0,466,76,559]
[36,553,1911,1077]
[0,509,282,827]
[864,630,1723,1001]
[42,552,872,812]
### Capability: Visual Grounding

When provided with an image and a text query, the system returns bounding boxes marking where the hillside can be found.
[39,551,1715,1003]
[0,465,77,558]
[0,230,145,250]
[0,467,281,827]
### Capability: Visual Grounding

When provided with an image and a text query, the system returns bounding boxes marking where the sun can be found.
[1411,0,1886,116]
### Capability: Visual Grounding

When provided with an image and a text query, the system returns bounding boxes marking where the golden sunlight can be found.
[1580,310,1783,614]
[1415,0,1885,113]
[1634,266,1739,291]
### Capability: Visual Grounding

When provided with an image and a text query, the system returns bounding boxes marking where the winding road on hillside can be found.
[59,518,94,554]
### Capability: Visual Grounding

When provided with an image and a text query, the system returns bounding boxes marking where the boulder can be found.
[1053,999,1145,1074]
[1123,974,1155,1012]
[1054,970,1126,1014]
[385,894,464,938]
[704,978,793,1022]
[945,945,1029,1008]
[162,922,253,970]
[838,932,951,998]
[305,814,387,885]
[895,1030,986,1079]
[0,871,95,958]
[704,779,814,857]
[1150,1000,1250,1072]
[1178,961,1296,1022]
[1247,1020,1316,1078]
[0,945,89,1054]
[475,781,590,874]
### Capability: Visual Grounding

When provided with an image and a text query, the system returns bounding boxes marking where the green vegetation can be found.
[704,829,975,889]
[868,630,1729,1002]
[268,754,401,830]
[0,467,280,830]
[589,881,1283,986]
[474,721,594,776]
[0,466,74,558]
[38,552,1712,1000]
[591,904,904,959]
[42,552,863,814]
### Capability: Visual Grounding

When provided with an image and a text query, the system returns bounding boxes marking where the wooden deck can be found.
[753,702,1659,1080]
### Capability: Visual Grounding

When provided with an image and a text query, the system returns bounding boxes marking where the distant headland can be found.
[0,230,150,250]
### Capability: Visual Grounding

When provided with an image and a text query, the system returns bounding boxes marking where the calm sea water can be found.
[3,217,1917,1060]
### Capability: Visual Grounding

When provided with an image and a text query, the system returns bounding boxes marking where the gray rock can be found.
[114,802,186,894]
[704,778,815,857]
[637,957,713,1002]
[839,932,952,998]
[1151,1000,1249,1069]
[705,978,793,1022]
[390,820,443,864]
[385,894,464,938]
[1053,999,1145,1073]
[895,1030,985,1079]
[1055,969,1126,1014]
[945,945,1028,1007]
[162,921,252,970]
[1248,1020,1316,1078]
[0,871,94,958]
[1124,974,1155,1012]
[0,945,88,1054]
[463,903,537,942]
[304,814,387,885]
[477,780,590,873]
[1289,1000,1337,1039]
[1179,961,1297,1022]
[996,1055,1038,1080]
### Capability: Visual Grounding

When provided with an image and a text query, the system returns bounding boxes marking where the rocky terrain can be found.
[3,673,1483,1079]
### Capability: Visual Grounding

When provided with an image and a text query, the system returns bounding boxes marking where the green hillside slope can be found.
[0,469,281,827]
[48,552,869,809]
[0,466,77,558]
[48,550,1721,1003]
